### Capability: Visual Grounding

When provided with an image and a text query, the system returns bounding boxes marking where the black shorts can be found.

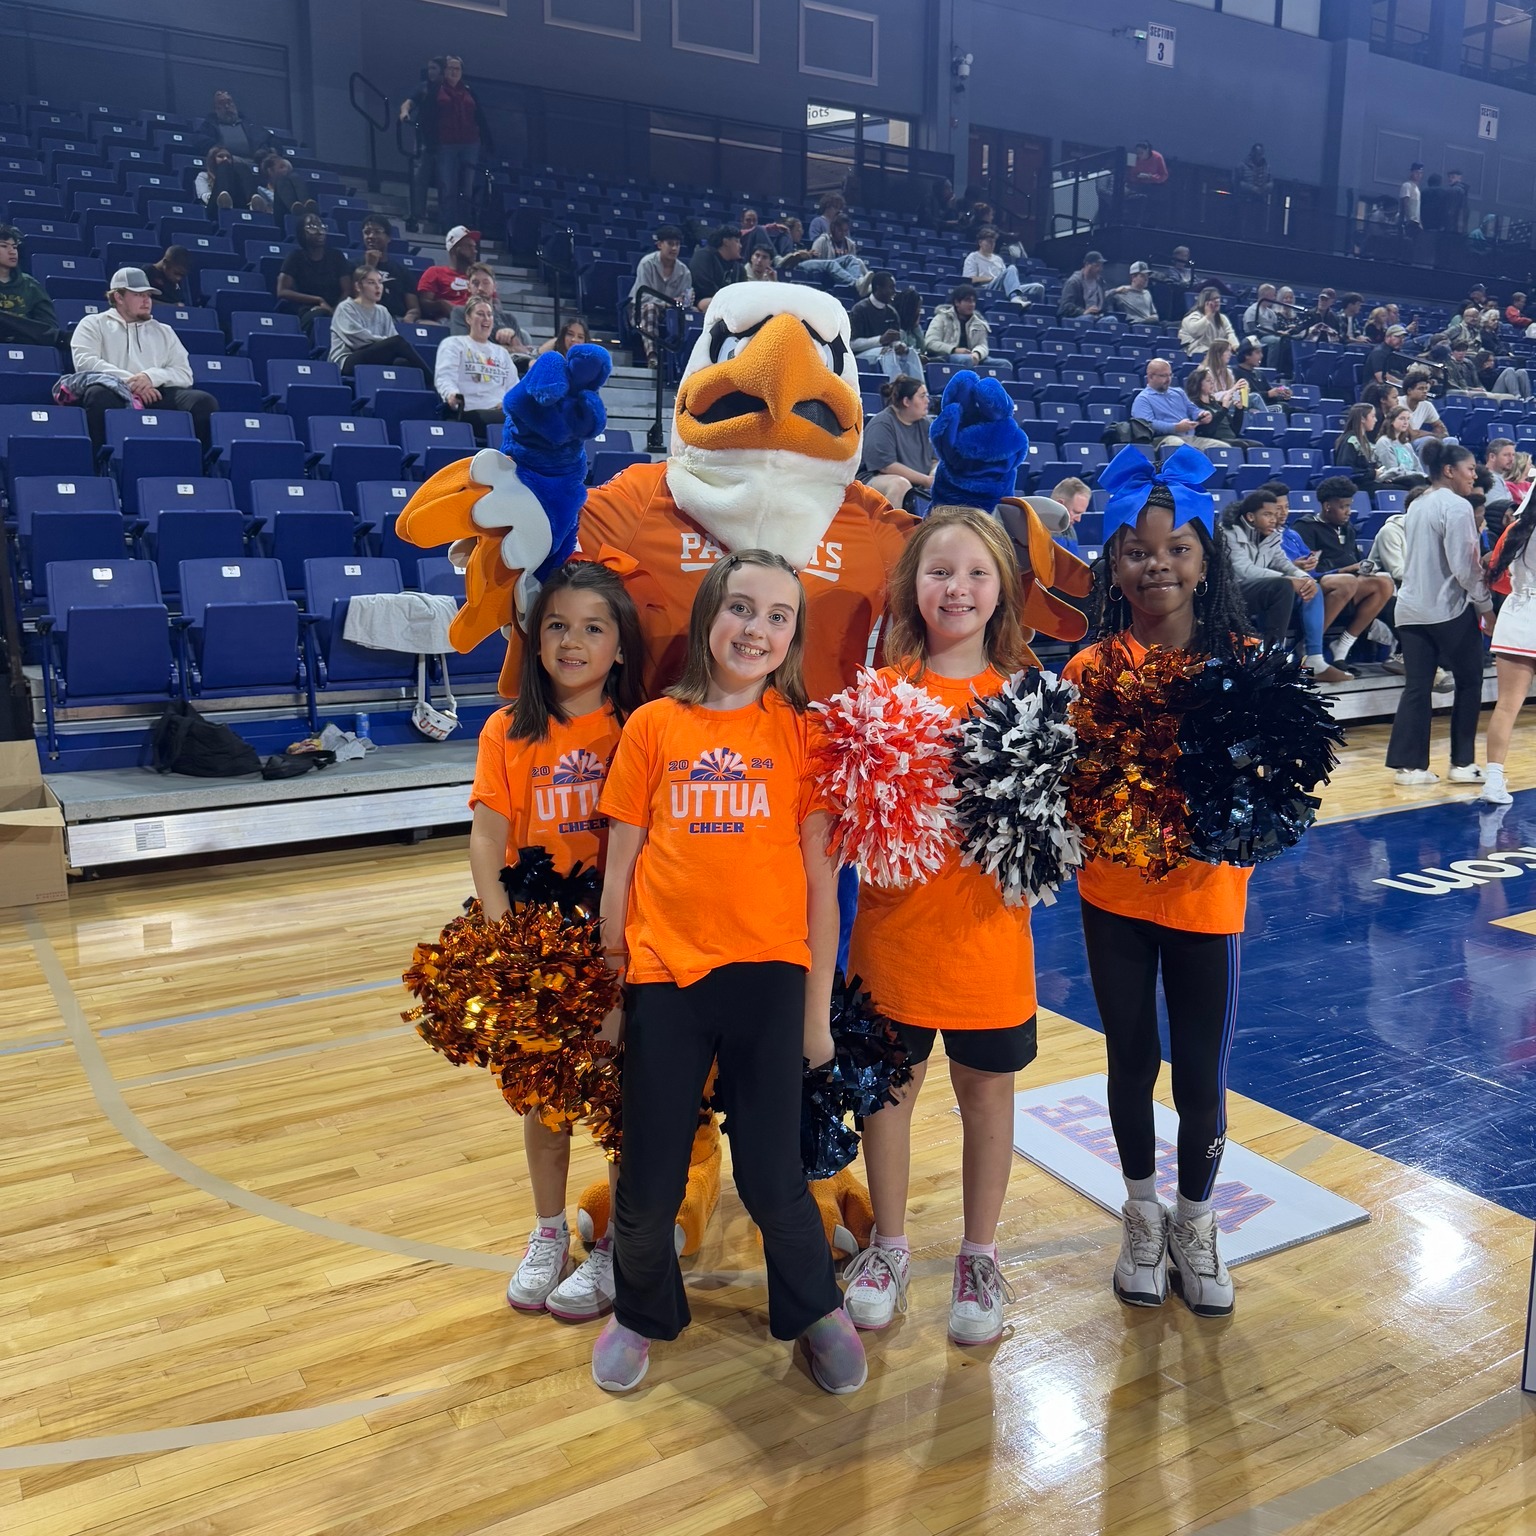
[893,1015,1038,1075]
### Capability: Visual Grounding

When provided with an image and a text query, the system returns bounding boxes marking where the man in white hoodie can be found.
[69,267,217,450]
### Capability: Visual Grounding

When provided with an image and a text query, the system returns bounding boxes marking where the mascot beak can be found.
[675,312,860,461]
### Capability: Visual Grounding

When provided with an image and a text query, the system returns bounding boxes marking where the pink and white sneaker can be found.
[505,1221,575,1312]
[948,1252,1014,1345]
[842,1241,910,1330]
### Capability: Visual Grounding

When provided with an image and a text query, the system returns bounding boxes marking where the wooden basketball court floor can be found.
[2,718,1534,1536]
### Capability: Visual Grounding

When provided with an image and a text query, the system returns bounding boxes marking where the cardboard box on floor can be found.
[0,740,67,907]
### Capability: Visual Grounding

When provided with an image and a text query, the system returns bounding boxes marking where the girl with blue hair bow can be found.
[1062,446,1254,1323]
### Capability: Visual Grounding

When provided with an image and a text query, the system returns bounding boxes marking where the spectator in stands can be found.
[399,57,445,233]
[1441,338,1482,393]
[1383,303,1416,336]
[740,209,790,262]
[630,225,693,367]
[1361,378,1401,423]
[1236,144,1271,201]
[772,216,811,271]
[928,177,965,235]
[276,211,351,324]
[1334,402,1380,490]
[1442,303,1482,349]
[807,192,845,244]
[1399,162,1425,231]
[746,247,777,282]
[451,264,531,357]
[360,216,421,323]
[1505,292,1529,327]
[1403,369,1446,441]
[1337,292,1366,342]
[807,213,873,295]
[1178,287,1238,358]
[1048,477,1090,555]
[539,315,591,356]
[690,225,744,311]
[1510,451,1534,502]
[142,247,190,308]
[1233,339,1291,407]
[1127,140,1169,192]
[1468,282,1490,309]
[1373,405,1428,487]
[1294,287,1341,343]
[961,226,1044,310]
[1242,283,1283,337]
[1384,440,1491,785]
[1362,305,1391,345]
[195,145,261,215]
[0,225,61,346]
[1131,358,1223,452]
[924,284,989,366]
[1107,262,1158,322]
[434,295,515,430]
[1185,367,1247,447]
[858,376,934,510]
[1443,168,1469,237]
[199,90,274,163]
[433,58,492,231]
[254,153,316,223]
[69,267,217,450]
[1477,348,1531,398]
[849,269,901,360]
[328,267,429,377]
[1295,476,1398,667]
[416,226,479,319]
[1484,439,1518,530]
[1220,489,1336,670]
[1364,325,1409,388]
[866,287,925,382]
[1202,338,1242,402]
[1057,250,1105,318]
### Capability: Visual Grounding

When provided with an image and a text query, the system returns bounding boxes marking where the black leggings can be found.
[612,961,840,1342]
[338,337,430,376]
[1079,900,1241,1202]
[1384,606,1485,770]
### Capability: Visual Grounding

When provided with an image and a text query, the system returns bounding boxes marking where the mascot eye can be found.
[802,327,847,375]
[713,331,753,364]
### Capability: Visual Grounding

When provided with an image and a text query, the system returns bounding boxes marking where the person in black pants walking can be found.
[1384,439,1492,787]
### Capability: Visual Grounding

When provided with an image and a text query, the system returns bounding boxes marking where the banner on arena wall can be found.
[1009,1075,1368,1265]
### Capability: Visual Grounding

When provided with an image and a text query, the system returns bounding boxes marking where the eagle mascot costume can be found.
[400,280,1090,1259]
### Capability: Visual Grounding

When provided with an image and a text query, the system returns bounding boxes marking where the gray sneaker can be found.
[1168,1210,1235,1317]
[1113,1198,1170,1307]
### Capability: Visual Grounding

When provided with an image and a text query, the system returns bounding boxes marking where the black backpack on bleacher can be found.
[148,702,262,778]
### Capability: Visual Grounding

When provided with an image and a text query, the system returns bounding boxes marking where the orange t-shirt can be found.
[493,462,915,702]
[469,703,622,872]
[847,666,1036,1031]
[1061,636,1250,935]
[598,691,825,986]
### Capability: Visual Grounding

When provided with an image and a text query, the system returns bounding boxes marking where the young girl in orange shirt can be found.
[469,560,642,1323]
[841,508,1039,1346]
[1060,455,1253,1319]
[591,550,866,1395]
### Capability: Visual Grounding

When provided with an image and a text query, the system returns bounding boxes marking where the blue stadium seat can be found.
[370,389,441,442]
[5,435,94,503]
[37,559,176,750]
[284,384,356,439]
[399,419,475,474]
[1374,489,1405,513]
[306,414,389,469]
[135,477,238,535]
[153,511,248,595]
[589,450,649,485]
[416,557,504,681]
[209,412,298,467]
[302,556,416,689]
[25,511,129,603]
[101,406,194,468]
[9,474,119,537]
[329,443,407,507]
[226,441,309,513]
[585,429,635,454]
[247,479,346,533]
[178,557,310,712]
[267,511,361,591]
[230,311,303,354]
[118,440,206,518]
[264,358,345,403]
[351,364,427,406]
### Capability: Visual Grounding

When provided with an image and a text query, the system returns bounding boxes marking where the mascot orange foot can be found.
[577,1116,722,1257]
[575,1119,872,1260]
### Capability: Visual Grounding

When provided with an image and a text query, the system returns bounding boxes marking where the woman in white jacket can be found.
[434,296,516,430]
[1179,287,1239,358]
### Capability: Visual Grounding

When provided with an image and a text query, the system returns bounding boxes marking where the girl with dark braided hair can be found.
[1483,485,1536,804]
[1062,449,1253,1321]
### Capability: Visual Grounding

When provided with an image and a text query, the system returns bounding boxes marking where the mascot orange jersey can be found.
[397,282,1088,703]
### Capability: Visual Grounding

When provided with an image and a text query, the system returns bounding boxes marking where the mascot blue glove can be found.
[928,371,1031,512]
[495,343,613,579]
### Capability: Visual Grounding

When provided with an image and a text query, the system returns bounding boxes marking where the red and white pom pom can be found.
[812,668,957,888]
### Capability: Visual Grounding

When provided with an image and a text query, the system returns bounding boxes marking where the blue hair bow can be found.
[1099,445,1217,543]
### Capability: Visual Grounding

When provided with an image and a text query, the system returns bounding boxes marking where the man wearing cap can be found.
[68,268,216,450]
[1057,250,1105,317]
[1294,287,1341,342]
[1107,261,1157,322]
[1364,324,1409,388]
[0,224,62,346]
[961,226,1045,310]
[417,226,478,321]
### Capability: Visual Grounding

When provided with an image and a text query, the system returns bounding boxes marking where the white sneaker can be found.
[1367,619,1395,645]
[1168,1211,1235,1318]
[842,1241,910,1330]
[1448,764,1486,784]
[1483,767,1514,806]
[948,1252,1014,1345]
[545,1238,614,1322]
[505,1220,575,1312]
[1113,1198,1170,1308]
[1382,655,1406,675]
[1394,769,1440,787]
[1432,668,1454,692]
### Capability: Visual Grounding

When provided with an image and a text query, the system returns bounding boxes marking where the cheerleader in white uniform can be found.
[1485,485,1536,804]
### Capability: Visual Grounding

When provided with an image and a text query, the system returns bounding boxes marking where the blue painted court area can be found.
[1031,793,1536,1220]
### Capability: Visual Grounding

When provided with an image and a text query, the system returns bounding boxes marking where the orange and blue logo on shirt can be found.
[536,747,607,833]
[671,746,769,832]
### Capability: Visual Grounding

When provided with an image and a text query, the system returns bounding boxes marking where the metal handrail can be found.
[631,284,689,453]
[348,72,390,193]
